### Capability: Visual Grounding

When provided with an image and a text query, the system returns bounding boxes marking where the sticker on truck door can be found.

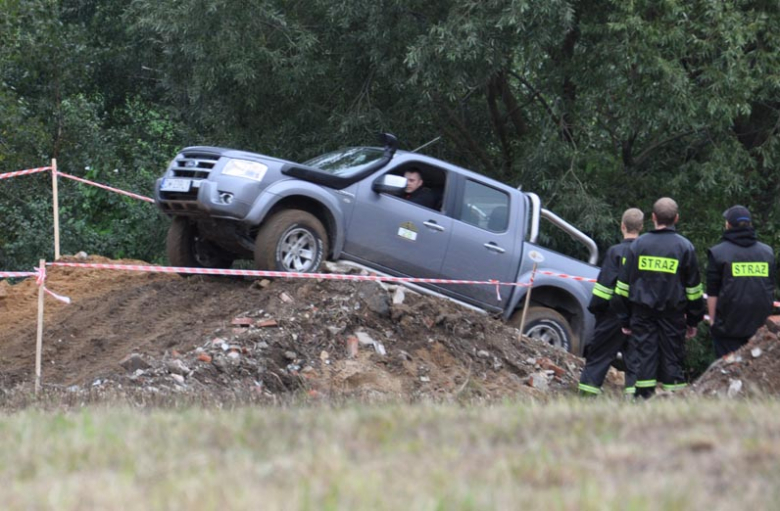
[397,222,418,241]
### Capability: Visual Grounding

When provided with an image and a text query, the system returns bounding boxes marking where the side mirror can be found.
[372,174,407,194]
[378,133,399,156]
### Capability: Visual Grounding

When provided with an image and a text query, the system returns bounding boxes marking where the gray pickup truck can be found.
[154,134,600,354]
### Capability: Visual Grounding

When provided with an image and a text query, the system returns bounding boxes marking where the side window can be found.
[459,180,510,232]
[390,165,447,211]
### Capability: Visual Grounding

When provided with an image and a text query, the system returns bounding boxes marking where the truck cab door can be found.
[436,178,521,309]
[343,167,451,279]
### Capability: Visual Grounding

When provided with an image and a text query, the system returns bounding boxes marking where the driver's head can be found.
[404,169,423,194]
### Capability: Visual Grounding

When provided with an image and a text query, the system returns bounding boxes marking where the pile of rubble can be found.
[691,317,780,398]
[0,258,591,403]
[99,277,587,401]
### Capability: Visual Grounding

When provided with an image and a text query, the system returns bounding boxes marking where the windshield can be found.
[304,147,384,177]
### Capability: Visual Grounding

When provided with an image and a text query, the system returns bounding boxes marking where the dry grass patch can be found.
[1,398,780,510]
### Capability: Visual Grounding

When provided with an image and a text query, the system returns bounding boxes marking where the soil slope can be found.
[0,256,595,403]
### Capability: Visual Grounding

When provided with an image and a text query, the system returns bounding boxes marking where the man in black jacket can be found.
[579,208,644,397]
[402,169,438,209]
[707,205,775,357]
[614,197,705,398]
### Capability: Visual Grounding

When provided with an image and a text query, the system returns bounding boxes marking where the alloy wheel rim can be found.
[525,324,564,349]
[279,228,317,271]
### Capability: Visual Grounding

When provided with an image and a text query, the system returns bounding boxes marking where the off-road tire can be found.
[254,210,328,272]
[167,217,234,269]
[511,306,575,353]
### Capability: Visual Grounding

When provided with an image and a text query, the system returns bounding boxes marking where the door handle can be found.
[423,221,445,232]
[483,242,506,254]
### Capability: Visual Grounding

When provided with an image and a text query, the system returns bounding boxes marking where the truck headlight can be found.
[221,159,268,182]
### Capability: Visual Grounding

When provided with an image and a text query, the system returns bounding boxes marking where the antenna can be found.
[411,136,442,153]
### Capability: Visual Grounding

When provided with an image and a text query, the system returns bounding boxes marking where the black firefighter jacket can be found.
[707,227,775,340]
[589,239,633,315]
[614,227,705,328]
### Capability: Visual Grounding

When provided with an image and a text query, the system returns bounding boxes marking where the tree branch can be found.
[632,130,701,169]
[434,92,495,173]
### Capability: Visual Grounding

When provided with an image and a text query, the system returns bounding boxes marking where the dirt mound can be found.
[0,257,592,403]
[691,320,780,397]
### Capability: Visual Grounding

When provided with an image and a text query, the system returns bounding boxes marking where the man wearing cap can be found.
[579,207,643,397]
[614,197,705,398]
[706,205,775,357]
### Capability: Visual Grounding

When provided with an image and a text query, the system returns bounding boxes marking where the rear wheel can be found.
[167,217,234,269]
[510,306,575,353]
[254,210,328,272]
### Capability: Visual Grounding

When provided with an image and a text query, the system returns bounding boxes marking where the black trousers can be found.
[628,313,687,397]
[579,313,634,394]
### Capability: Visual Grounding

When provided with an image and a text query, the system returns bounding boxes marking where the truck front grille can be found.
[170,152,219,179]
[160,151,221,202]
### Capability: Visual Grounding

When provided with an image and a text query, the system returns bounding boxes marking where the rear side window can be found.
[458,180,510,232]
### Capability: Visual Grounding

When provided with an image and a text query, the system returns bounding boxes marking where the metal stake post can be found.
[517,262,538,338]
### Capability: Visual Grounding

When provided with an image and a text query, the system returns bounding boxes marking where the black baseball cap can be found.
[723,205,751,225]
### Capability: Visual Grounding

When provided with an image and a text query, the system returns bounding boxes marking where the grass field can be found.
[1,397,779,510]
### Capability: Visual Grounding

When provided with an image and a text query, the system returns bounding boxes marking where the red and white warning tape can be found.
[0,271,37,278]
[48,261,538,290]
[0,166,52,180]
[35,266,71,304]
[0,268,70,304]
[1,165,154,204]
[539,270,596,283]
[56,171,155,203]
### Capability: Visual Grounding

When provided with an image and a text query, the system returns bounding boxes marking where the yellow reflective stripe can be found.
[615,280,629,297]
[592,283,613,300]
[624,387,636,395]
[732,262,769,277]
[636,379,657,388]
[662,383,688,391]
[638,255,679,274]
[578,383,601,395]
[686,283,703,301]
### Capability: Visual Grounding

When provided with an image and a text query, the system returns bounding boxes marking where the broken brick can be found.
[537,357,566,377]
[346,336,359,358]
[197,352,212,363]
[231,317,254,326]
[765,315,780,335]
[255,319,278,328]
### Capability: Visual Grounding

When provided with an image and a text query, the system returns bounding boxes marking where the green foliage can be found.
[1,1,779,355]
[684,324,716,381]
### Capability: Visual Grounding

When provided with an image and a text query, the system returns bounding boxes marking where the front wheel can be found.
[510,306,575,353]
[254,210,328,272]
[166,217,235,269]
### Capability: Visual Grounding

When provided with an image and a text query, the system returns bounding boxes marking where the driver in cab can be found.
[401,168,438,209]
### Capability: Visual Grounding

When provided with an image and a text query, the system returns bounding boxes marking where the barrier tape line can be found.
[48,261,542,288]
[56,171,155,203]
[44,287,71,304]
[0,269,71,304]
[539,271,595,282]
[0,271,37,278]
[0,167,52,180]
[35,266,71,304]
